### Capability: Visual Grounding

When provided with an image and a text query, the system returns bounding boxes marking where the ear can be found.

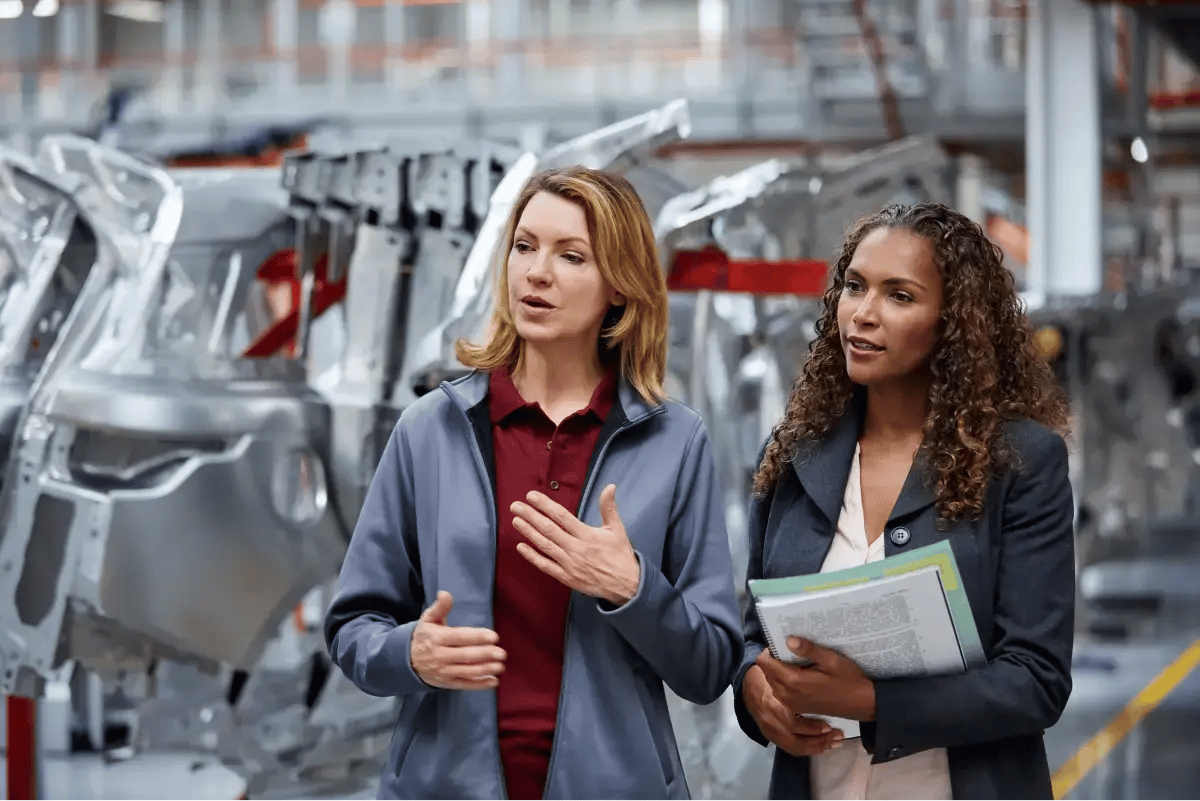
[609,290,627,307]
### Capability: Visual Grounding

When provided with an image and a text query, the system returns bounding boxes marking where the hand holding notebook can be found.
[750,540,986,738]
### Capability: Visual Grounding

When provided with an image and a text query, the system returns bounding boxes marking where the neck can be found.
[513,340,606,410]
[862,373,932,443]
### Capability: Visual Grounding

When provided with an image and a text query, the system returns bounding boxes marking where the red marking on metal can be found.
[1150,90,1200,110]
[667,248,829,296]
[243,249,347,358]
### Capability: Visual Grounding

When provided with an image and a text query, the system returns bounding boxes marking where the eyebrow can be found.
[515,227,590,248]
[845,267,927,292]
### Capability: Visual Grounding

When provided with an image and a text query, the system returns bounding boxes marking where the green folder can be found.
[749,539,987,668]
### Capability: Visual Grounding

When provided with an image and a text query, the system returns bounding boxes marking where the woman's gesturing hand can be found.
[743,663,844,757]
[410,591,507,690]
[511,484,641,607]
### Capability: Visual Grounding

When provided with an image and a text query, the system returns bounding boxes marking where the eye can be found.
[560,252,585,265]
[513,240,534,254]
[891,291,915,303]
[844,279,864,293]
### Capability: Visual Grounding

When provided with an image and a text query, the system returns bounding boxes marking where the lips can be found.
[847,336,884,352]
[521,295,554,309]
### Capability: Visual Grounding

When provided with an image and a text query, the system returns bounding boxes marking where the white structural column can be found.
[698,0,727,89]
[1025,0,1103,299]
[464,0,490,97]
[273,0,299,95]
[548,0,569,37]
[17,10,40,120]
[81,0,99,74]
[77,0,100,127]
[55,1,81,117]
[941,0,970,113]
[384,0,405,87]
[161,0,186,114]
[319,0,356,106]
[615,0,643,97]
[195,0,223,110]
[491,0,523,97]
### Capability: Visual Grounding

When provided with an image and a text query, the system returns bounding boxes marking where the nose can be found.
[851,291,880,327]
[525,251,553,286]
[849,288,888,326]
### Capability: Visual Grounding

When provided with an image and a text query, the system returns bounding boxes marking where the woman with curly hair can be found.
[733,202,1075,799]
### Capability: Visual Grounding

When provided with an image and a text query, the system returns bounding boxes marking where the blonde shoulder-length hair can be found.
[455,166,669,404]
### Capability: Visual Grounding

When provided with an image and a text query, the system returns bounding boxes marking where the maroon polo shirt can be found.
[489,367,616,800]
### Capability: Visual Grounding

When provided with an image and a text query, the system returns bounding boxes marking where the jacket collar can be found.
[441,369,663,426]
[791,389,938,525]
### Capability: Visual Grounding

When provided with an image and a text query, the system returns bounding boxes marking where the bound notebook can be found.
[750,539,986,739]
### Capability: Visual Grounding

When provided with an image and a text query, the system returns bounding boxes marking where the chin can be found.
[845,365,886,386]
[513,317,548,338]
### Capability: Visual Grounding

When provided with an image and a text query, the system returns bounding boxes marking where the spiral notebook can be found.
[751,540,985,738]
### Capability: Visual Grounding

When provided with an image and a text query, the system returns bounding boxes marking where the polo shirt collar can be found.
[488,365,618,425]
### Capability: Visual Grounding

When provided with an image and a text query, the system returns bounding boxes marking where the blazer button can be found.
[889,527,911,546]
[887,746,907,759]
[549,481,560,490]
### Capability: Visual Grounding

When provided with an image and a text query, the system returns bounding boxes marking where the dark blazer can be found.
[733,395,1076,800]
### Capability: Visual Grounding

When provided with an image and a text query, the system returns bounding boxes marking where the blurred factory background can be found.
[0,0,1198,798]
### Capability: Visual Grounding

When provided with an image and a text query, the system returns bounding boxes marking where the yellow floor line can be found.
[1052,638,1200,799]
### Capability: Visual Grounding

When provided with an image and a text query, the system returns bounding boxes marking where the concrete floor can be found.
[1049,635,1200,800]
[0,752,244,800]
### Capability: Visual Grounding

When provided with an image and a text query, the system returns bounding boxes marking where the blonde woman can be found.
[325,166,742,799]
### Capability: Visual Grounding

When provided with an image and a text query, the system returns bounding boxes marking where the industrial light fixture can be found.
[106,0,164,23]
[1130,136,1149,164]
[0,0,22,21]
[32,0,58,17]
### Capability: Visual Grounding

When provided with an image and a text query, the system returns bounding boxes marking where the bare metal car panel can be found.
[0,138,343,698]
[0,148,94,470]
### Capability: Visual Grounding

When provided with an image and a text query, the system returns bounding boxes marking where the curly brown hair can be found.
[753,202,1070,521]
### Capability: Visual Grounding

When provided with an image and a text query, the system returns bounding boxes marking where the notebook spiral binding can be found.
[755,599,783,661]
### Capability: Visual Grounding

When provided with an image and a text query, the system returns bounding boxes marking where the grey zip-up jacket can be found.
[325,370,743,799]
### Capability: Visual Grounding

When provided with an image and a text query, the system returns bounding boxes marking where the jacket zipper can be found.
[448,397,510,801]
[540,405,666,798]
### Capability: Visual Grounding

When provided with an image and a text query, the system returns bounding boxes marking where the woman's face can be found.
[836,226,943,388]
[507,191,624,353]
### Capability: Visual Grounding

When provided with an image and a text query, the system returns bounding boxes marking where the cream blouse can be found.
[808,444,954,800]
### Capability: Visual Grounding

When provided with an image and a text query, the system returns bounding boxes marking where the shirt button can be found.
[550,481,560,490]
[546,441,553,450]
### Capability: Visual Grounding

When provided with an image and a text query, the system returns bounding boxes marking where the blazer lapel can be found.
[888,452,939,524]
[790,395,863,526]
